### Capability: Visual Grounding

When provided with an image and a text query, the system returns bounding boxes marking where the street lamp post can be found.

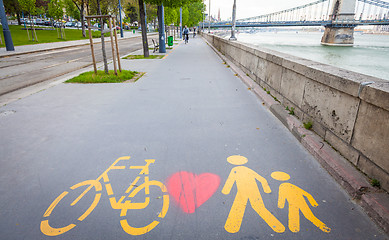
[0,0,14,51]
[144,2,147,32]
[118,0,124,37]
[180,7,182,39]
[208,0,211,33]
[229,0,237,41]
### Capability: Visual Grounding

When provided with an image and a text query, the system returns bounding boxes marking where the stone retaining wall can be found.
[203,33,389,192]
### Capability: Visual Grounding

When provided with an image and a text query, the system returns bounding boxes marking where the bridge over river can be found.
[202,0,389,45]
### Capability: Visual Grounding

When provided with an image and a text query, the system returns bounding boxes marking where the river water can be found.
[234,31,389,81]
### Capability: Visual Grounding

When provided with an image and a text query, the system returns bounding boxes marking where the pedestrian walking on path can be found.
[183,25,189,44]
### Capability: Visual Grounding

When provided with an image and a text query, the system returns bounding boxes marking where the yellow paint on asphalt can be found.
[227,155,248,165]
[40,220,76,236]
[43,191,68,217]
[105,183,114,196]
[120,219,160,236]
[222,155,285,233]
[41,156,169,236]
[162,41,183,59]
[272,171,331,233]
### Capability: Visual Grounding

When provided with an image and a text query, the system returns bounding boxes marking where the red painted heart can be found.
[166,171,221,214]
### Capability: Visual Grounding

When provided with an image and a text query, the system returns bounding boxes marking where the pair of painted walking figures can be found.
[222,155,331,234]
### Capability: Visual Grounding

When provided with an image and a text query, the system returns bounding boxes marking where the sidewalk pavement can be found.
[0,30,146,57]
[0,36,388,239]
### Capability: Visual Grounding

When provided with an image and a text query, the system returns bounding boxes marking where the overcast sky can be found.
[205,0,320,20]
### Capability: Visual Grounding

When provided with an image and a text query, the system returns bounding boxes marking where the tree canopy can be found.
[162,1,204,27]
[48,0,63,20]
[145,0,199,8]
[18,0,37,15]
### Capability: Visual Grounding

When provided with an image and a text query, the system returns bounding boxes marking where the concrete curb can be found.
[202,36,389,236]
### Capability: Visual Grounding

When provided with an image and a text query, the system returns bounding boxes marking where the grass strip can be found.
[65,70,138,83]
[0,25,113,47]
[123,55,164,60]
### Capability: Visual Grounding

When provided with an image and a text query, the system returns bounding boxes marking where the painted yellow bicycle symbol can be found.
[40,156,169,236]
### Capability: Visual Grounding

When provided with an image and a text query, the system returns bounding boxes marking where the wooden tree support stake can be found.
[86,15,122,75]
[87,18,97,74]
[109,17,117,75]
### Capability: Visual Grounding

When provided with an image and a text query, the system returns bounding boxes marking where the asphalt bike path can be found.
[0,36,387,239]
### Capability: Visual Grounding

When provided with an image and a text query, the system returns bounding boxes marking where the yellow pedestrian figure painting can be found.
[222,155,285,233]
[271,171,331,233]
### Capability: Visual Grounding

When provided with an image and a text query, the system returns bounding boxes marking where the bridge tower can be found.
[321,0,356,46]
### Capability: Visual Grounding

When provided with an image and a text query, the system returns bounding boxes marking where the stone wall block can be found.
[241,50,257,74]
[352,101,389,174]
[360,81,389,112]
[266,53,283,65]
[302,80,359,143]
[358,155,389,193]
[264,61,283,92]
[253,48,268,59]
[325,130,360,166]
[306,64,364,96]
[280,68,307,108]
[255,57,268,81]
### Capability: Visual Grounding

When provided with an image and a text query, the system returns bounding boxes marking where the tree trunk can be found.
[28,15,34,41]
[16,12,21,25]
[81,0,86,37]
[33,22,38,41]
[97,0,108,74]
[60,22,63,39]
[138,0,149,57]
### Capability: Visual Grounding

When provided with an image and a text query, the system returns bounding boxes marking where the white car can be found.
[65,22,74,27]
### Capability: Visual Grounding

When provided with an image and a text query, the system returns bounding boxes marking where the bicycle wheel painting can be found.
[41,180,102,236]
[119,180,170,235]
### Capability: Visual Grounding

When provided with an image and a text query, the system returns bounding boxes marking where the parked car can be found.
[93,23,108,30]
[75,22,88,28]
[44,20,52,26]
[65,21,75,27]
[54,21,65,28]
[36,18,45,25]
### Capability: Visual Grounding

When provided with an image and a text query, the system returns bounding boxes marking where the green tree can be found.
[4,0,22,25]
[48,0,65,39]
[69,0,87,37]
[64,0,80,20]
[88,0,116,16]
[36,0,49,16]
[125,1,139,23]
[181,6,189,26]
[164,6,178,25]
[18,0,38,41]
[144,3,157,30]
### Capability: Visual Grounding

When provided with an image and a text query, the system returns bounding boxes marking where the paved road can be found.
[0,37,387,240]
[0,35,149,95]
